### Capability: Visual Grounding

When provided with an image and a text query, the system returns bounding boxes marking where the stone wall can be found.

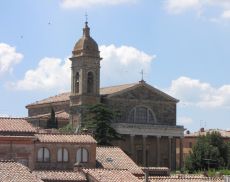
[0,139,35,169]
[28,102,70,117]
[102,97,176,126]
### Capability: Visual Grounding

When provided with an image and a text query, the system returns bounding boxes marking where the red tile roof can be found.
[26,83,137,107]
[0,161,43,182]
[96,147,144,175]
[0,117,37,133]
[83,168,142,182]
[36,134,97,144]
[146,175,224,182]
[33,171,86,181]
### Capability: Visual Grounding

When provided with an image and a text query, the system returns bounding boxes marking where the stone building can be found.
[0,117,96,170]
[0,117,146,181]
[26,21,184,170]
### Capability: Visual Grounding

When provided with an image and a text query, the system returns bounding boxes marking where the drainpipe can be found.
[144,169,149,182]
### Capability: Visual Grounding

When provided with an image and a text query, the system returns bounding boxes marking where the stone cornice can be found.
[111,123,184,137]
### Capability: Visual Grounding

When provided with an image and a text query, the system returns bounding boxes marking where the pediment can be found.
[107,82,178,102]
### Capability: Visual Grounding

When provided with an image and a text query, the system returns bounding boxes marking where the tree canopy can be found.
[46,108,58,129]
[185,131,230,172]
[82,103,122,146]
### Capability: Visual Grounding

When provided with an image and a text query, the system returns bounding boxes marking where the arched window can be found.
[87,72,94,94]
[37,147,50,162]
[76,148,88,163]
[57,148,68,162]
[75,72,79,93]
[128,106,157,124]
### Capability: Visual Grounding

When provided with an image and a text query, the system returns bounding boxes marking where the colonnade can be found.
[129,135,183,169]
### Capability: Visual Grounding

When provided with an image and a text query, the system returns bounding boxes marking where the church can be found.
[26,21,184,170]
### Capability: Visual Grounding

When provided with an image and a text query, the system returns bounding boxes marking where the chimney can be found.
[200,128,205,132]
[73,162,83,172]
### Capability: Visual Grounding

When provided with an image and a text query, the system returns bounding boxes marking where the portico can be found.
[112,123,184,170]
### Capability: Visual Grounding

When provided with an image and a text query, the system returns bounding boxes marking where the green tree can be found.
[185,131,230,172]
[82,103,122,145]
[59,123,75,133]
[47,108,58,129]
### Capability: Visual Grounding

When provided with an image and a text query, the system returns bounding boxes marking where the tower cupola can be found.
[72,22,100,58]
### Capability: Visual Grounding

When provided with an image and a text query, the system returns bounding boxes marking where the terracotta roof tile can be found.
[83,168,142,182]
[0,117,37,133]
[33,171,86,181]
[36,134,97,144]
[0,161,43,182]
[100,83,137,95]
[146,174,224,182]
[27,83,138,107]
[96,147,144,175]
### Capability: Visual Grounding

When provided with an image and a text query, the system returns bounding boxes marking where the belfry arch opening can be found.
[87,71,94,94]
[75,72,79,93]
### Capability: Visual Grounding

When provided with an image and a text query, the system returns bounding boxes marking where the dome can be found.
[72,22,100,58]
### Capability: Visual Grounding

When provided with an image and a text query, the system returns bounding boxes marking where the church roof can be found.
[26,82,178,108]
[26,83,137,107]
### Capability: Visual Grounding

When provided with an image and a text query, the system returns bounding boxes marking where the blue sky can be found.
[1,0,230,132]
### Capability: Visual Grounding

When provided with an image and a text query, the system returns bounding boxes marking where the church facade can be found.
[26,22,184,170]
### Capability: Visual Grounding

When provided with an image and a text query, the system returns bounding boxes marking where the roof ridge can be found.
[100,82,137,89]
[36,133,91,136]
[0,160,15,163]
[33,170,78,173]
[0,117,26,119]
[83,168,128,172]
[97,146,120,148]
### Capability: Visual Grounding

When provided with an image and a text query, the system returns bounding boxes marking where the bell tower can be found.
[69,21,102,128]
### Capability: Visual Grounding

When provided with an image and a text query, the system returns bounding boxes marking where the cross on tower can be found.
[140,69,144,81]
[85,12,88,22]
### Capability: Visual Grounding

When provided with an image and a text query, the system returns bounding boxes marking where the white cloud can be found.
[60,0,137,9]
[9,57,71,91]
[167,76,230,108]
[100,44,155,86]
[0,43,23,76]
[221,10,230,19]
[178,116,193,125]
[165,0,230,21]
[165,0,200,14]
[9,45,155,91]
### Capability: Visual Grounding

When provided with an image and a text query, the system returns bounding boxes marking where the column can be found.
[130,134,135,160]
[168,136,172,169]
[143,135,147,166]
[156,136,161,167]
[179,137,184,170]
